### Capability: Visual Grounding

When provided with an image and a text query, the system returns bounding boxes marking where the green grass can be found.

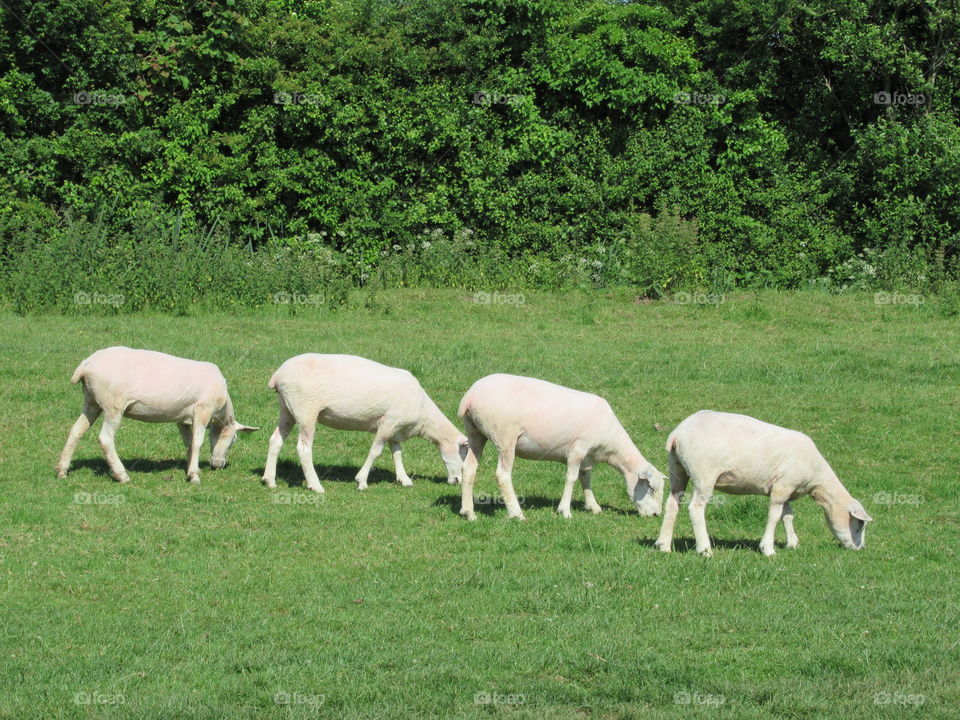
[1,289,958,719]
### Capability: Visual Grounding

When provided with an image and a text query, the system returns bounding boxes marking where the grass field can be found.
[1,289,958,719]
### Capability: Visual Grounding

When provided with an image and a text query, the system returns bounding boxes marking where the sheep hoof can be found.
[262,477,276,489]
[459,509,476,521]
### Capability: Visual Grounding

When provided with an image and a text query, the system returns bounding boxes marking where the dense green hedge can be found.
[2,0,958,310]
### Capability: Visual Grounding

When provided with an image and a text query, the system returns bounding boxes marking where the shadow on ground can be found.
[67,457,187,478]
[634,536,761,553]
[431,493,637,517]
[251,460,448,488]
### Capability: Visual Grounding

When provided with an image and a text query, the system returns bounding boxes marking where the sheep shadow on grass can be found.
[633,537,761,553]
[65,457,188,479]
[432,493,637,517]
[251,460,448,489]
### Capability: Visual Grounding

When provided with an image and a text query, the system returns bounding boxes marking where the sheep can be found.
[654,410,873,557]
[457,373,664,521]
[55,346,258,484]
[261,354,468,492]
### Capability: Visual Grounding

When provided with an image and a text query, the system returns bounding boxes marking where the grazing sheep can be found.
[262,354,468,492]
[457,373,664,521]
[654,410,872,556]
[56,347,258,484]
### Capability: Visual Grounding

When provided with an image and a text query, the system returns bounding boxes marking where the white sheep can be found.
[261,354,468,492]
[56,346,258,484]
[654,410,873,556]
[457,373,664,521]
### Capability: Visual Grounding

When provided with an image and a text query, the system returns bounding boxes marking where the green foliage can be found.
[1,0,959,301]
[615,207,704,296]
[2,207,350,314]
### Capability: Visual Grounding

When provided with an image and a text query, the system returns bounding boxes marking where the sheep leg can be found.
[97,411,130,484]
[655,453,689,552]
[689,489,713,557]
[56,390,102,478]
[557,454,584,518]
[389,441,413,486]
[262,399,295,488]
[580,468,602,514]
[495,438,524,520]
[759,498,787,556]
[782,501,799,549]
[185,412,208,484]
[355,432,388,489]
[296,419,324,493]
[459,419,486,521]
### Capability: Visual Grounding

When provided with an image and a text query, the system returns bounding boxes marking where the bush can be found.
[1,208,351,314]
[2,0,958,302]
[614,208,704,297]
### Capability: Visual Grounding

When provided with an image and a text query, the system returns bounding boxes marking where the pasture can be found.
[1,289,957,719]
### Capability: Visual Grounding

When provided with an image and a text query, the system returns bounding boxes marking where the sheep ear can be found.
[236,423,259,433]
[849,500,872,523]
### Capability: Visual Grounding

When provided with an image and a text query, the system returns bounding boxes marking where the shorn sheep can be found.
[262,354,468,492]
[654,410,873,556]
[56,346,258,484]
[457,373,664,521]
